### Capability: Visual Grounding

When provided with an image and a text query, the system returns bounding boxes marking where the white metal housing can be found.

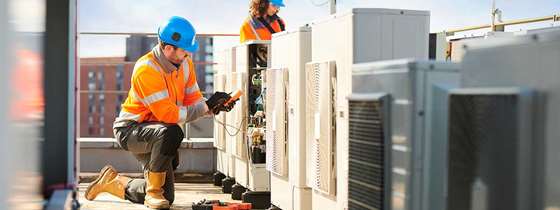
[352,60,460,210]
[310,8,430,210]
[459,30,560,210]
[215,47,236,177]
[268,27,313,210]
[232,41,271,191]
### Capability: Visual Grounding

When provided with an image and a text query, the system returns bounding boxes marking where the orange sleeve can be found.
[183,59,203,106]
[133,67,186,124]
[240,20,256,43]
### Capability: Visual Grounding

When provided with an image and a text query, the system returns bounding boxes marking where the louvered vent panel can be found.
[266,69,288,176]
[448,90,526,210]
[305,61,336,196]
[348,95,390,210]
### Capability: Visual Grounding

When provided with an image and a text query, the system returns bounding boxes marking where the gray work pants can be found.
[113,121,184,204]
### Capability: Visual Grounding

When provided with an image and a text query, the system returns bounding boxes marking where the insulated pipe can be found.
[445,14,560,36]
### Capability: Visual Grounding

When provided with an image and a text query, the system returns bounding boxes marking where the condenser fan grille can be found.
[349,98,389,210]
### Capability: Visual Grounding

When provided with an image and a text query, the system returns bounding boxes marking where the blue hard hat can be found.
[270,0,285,7]
[158,16,199,53]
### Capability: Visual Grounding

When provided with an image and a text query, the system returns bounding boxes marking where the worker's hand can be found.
[220,99,238,112]
[206,92,231,114]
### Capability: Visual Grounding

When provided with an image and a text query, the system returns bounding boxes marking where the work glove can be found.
[213,98,238,114]
[206,92,231,115]
[220,98,238,112]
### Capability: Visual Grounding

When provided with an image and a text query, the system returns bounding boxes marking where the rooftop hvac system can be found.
[352,60,460,210]
[458,29,560,210]
[347,93,392,210]
[310,8,429,210]
[215,47,236,178]
[305,61,337,197]
[232,41,270,193]
[269,26,313,210]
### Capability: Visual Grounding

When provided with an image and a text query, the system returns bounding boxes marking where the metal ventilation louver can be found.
[305,61,336,196]
[447,87,533,210]
[347,93,392,210]
[265,68,288,176]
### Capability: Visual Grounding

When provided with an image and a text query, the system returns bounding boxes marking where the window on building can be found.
[116,65,124,90]
[88,116,94,135]
[97,71,105,91]
[205,74,213,83]
[88,93,95,113]
[205,54,213,61]
[116,94,124,116]
[99,93,105,114]
[88,70,96,91]
[205,64,212,74]
[99,115,105,135]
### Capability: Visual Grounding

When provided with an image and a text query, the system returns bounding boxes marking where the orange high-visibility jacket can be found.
[240,15,285,43]
[114,51,206,126]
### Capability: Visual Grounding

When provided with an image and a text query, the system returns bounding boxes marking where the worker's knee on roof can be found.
[160,125,184,156]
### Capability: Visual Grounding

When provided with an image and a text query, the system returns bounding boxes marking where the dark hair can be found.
[249,0,269,17]
[159,40,177,50]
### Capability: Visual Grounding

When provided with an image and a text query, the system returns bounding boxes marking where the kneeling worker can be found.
[83,16,236,209]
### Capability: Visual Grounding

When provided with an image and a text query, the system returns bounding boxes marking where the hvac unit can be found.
[225,59,238,179]
[265,68,288,177]
[352,60,460,210]
[215,47,236,182]
[214,49,226,176]
[347,93,392,210]
[231,41,271,196]
[213,50,228,152]
[443,88,534,210]
[305,61,337,197]
[310,8,429,210]
[214,72,228,173]
[232,71,249,160]
[268,26,313,210]
[457,29,560,210]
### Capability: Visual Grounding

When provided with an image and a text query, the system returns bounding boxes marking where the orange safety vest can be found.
[115,51,204,125]
[240,15,285,43]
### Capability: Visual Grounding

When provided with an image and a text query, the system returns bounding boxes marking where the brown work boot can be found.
[84,165,131,200]
[144,171,170,209]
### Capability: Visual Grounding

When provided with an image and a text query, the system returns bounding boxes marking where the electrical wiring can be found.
[213,115,246,137]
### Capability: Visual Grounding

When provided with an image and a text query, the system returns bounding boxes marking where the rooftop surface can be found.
[78,182,239,210]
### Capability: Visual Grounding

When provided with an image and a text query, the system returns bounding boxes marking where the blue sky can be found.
[78,0,560,57]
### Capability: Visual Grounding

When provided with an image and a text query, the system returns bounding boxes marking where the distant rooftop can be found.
[80,57,129,64]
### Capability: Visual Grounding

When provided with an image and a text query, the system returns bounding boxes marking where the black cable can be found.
[213,115,246,137]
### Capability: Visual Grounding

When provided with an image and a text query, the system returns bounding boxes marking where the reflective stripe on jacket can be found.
[114,50,207,127]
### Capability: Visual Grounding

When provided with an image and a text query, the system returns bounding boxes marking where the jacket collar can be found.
[249,14,279,29]
[152,44,178,73]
